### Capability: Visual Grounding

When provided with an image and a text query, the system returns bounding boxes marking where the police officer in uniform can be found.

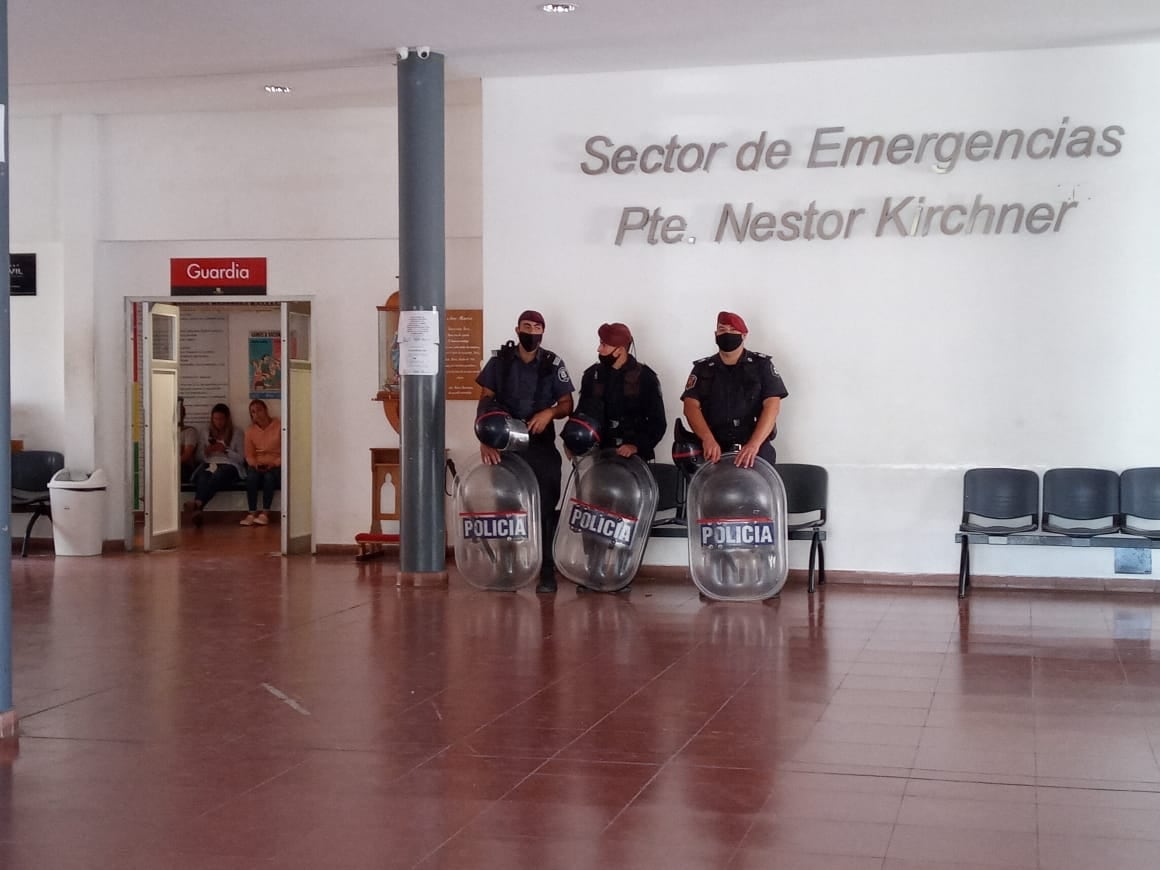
[476,310,574,593]
[575,322,666,460]
[680,311,788,469]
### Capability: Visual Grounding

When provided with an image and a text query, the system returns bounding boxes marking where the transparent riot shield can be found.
[554,450,659,592]
[687,454,788,601]
[454,454,541,591]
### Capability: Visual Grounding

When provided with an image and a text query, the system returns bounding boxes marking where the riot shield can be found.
[687,454,788,601]
[554,450,659,592]
[454,454,542,591]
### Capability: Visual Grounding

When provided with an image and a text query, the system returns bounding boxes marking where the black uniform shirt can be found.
[680,351,788,445]
[477,346,574,422]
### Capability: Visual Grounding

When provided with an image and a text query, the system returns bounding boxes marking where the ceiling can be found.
[11,0,1160,112]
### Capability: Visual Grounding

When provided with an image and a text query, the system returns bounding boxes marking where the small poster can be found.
[249,331,282,399]
[10,253,36,297]
[397,310,441,376]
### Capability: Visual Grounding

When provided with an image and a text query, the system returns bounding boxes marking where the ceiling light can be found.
[541,3,577,13]
[264,85,292,94]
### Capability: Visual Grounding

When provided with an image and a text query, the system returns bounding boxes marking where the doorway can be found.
[125,297,314,555]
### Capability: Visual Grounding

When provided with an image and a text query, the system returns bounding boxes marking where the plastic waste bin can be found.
[47,469,109,556]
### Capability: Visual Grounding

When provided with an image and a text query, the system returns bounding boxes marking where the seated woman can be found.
[241,399,282,526]
[189,403,246,526]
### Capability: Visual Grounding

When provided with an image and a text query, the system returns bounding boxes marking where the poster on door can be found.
[248,331,282,399]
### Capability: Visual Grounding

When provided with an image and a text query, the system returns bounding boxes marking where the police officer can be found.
[680,311,788,469]
[575,322,666,460]
[476,310,574,593]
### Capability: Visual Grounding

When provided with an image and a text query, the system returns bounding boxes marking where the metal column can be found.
[1,0,16,738]
[396,49,448,587]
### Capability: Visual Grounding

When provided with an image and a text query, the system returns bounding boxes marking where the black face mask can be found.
[598,352,618,367]
[518,332,542,352]
[715,333,744,352]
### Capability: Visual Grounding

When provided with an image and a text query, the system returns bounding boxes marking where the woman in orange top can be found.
[241,399,282,526]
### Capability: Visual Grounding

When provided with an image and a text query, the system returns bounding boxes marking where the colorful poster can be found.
[248,331,282,399]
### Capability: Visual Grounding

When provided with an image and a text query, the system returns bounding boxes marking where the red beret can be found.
[716,311,748,334]
[597,322,633,348]
[517,309,545,328]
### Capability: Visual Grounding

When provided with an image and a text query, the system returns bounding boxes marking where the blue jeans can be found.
[193,464,240,507]
[246,466,281,511]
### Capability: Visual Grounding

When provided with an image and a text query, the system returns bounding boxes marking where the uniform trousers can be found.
[522,438,562,578]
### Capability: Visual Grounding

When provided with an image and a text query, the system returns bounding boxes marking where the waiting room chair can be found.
[647,462,686,528]
[12,450,66,557]
[776,463,828,593]
[958,468,1039,598]
[1041,467,1119,537]
[1119,467,1160,539]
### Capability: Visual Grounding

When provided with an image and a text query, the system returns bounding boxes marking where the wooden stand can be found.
[355,447,402,560]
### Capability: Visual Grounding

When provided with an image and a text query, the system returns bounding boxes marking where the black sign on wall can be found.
[10,254,37,297]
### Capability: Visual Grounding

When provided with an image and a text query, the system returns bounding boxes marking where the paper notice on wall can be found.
[397,309,441,376]
[399,341,441,376]
[178,313,230,425]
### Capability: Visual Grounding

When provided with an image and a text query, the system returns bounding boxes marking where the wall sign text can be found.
[578,119,1125,244]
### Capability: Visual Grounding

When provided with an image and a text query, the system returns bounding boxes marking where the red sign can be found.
[170,258,267,295]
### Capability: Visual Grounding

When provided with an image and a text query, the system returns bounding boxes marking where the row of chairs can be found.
[957,466,1160,598]
[649,461,829,592]
[961,466,1160,538]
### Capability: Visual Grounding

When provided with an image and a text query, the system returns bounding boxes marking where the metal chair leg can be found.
[816,533,825,586]
[958,538,970,598]
[807,533,818,594]
[22,508,46,558]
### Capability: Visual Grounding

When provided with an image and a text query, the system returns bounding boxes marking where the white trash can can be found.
[47,469,110,556]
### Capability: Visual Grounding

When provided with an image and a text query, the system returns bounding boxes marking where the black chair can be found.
[958,468,1039,597]
[647,462,686,528]
[1119,467,1160,539]
[1041,468,1119,537]
[776,463,828,593]
[11,450,65,557]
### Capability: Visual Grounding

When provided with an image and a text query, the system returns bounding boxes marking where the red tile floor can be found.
[4,534,1160,869]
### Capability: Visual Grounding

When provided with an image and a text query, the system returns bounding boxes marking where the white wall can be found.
[12,99,484,547]
[482,44,1160,578]
[11,117,65,452]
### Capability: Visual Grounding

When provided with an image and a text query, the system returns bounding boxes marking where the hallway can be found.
[4,551,1160,869]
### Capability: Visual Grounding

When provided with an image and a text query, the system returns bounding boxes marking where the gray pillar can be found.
[1,0,15,737]
[396,49,448,587]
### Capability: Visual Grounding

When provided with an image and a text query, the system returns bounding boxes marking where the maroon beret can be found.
[597,322,633,348]
[716,311,748,334]
[517,309,545,328]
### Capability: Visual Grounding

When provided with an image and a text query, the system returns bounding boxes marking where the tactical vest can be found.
[588,361,646,444]
[695,354,773,446]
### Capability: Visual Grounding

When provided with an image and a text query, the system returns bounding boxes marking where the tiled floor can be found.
[4,538,1160,868]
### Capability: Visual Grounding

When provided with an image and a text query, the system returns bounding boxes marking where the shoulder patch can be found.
[557,364,571,383]
[685,373,697,391]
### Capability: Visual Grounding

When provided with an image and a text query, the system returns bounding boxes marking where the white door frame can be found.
[124,295,316,554]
